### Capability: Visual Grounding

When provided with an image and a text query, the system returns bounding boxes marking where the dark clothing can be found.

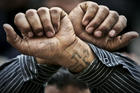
[0,44,140,93]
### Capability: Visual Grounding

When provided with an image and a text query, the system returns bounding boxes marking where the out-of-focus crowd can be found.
[0,0,140,64]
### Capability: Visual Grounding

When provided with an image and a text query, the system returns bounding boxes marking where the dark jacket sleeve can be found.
[0,55,60,93]
[75,44,140,93]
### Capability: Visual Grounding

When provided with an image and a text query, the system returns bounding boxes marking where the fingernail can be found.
[38,32,43,36]
[86,27,94,34]
[94,31,102,37]
[109,30,116,37]
[46,31,55,38]
[28,32,34,38]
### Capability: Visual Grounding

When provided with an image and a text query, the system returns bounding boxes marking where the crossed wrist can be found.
[62,37,96,73]
[36,37,95,73]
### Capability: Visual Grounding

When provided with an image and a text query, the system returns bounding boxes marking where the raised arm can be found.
[69,1,139,51]
[73,43,140,93]
[68,1,140,92]
[1,7,96,93]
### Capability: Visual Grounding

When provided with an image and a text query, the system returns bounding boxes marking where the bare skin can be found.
[43,0,139,51]
[3,7,95,73]
[69,1,139,51]
[3,1,139,72]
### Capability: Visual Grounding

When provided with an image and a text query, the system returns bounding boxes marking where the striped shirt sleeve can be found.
[0,55,60,93]
[75,44,140,93]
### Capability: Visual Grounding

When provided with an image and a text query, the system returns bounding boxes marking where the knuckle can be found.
[110,11,119,17]
[50,7,62,13]
[110,11,119,21]
[15,13,25,19]
[50,7,64,18]
[50,9,60,14]
[83,1,98,8]
[90,2,98,8]
[121,15,127,22]
[100,5,109,12]
[37,7,49,14]
[89,2,99,11]
[14,13,25,23]
[80,1,98,12]
[26,9,37,16]
[120,15,127,27]
[114,15,127,31]
[99,6,109,17]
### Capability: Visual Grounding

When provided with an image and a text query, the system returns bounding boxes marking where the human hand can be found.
[69,1,139,51]
[3,7,95,73]
[3,7,76,64]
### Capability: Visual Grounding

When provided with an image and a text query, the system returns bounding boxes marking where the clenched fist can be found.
[69,1,139,51]
[3,7,95,72]
[3,7,76,62]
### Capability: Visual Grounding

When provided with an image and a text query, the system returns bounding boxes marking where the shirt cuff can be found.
[88,43,140,82]
[74,58,114,88]
[19,55,60,84]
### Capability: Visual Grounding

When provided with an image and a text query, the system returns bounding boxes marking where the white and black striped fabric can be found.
[0,55,60,93]
[76,44,140,93]
[0,44,140,93]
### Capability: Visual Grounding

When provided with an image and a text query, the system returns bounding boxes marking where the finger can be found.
[69,3,85,35]
[95,11,119,37]
[14,13,33,38]
[26,9,43,37]
[3,24,25,51]
[37,7,55,37]
[112,31,139,50]
[86,5,109,34]
[80,1,99,26]
[109,15,127,37]
[57,9,74,38]
[50,7,61,33]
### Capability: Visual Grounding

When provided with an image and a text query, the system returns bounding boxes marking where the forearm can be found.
[73,43,140,92]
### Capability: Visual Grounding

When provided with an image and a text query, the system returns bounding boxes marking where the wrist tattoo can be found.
[69,49,91,71]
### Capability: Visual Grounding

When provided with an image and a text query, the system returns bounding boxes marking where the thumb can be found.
[113,31,139,50]
[3,24,24,50]
[120,31,139,42]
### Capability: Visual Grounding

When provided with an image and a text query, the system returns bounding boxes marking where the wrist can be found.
[62,37,96,73]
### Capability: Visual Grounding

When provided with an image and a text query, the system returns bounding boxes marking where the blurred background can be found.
[0,0,140,64]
